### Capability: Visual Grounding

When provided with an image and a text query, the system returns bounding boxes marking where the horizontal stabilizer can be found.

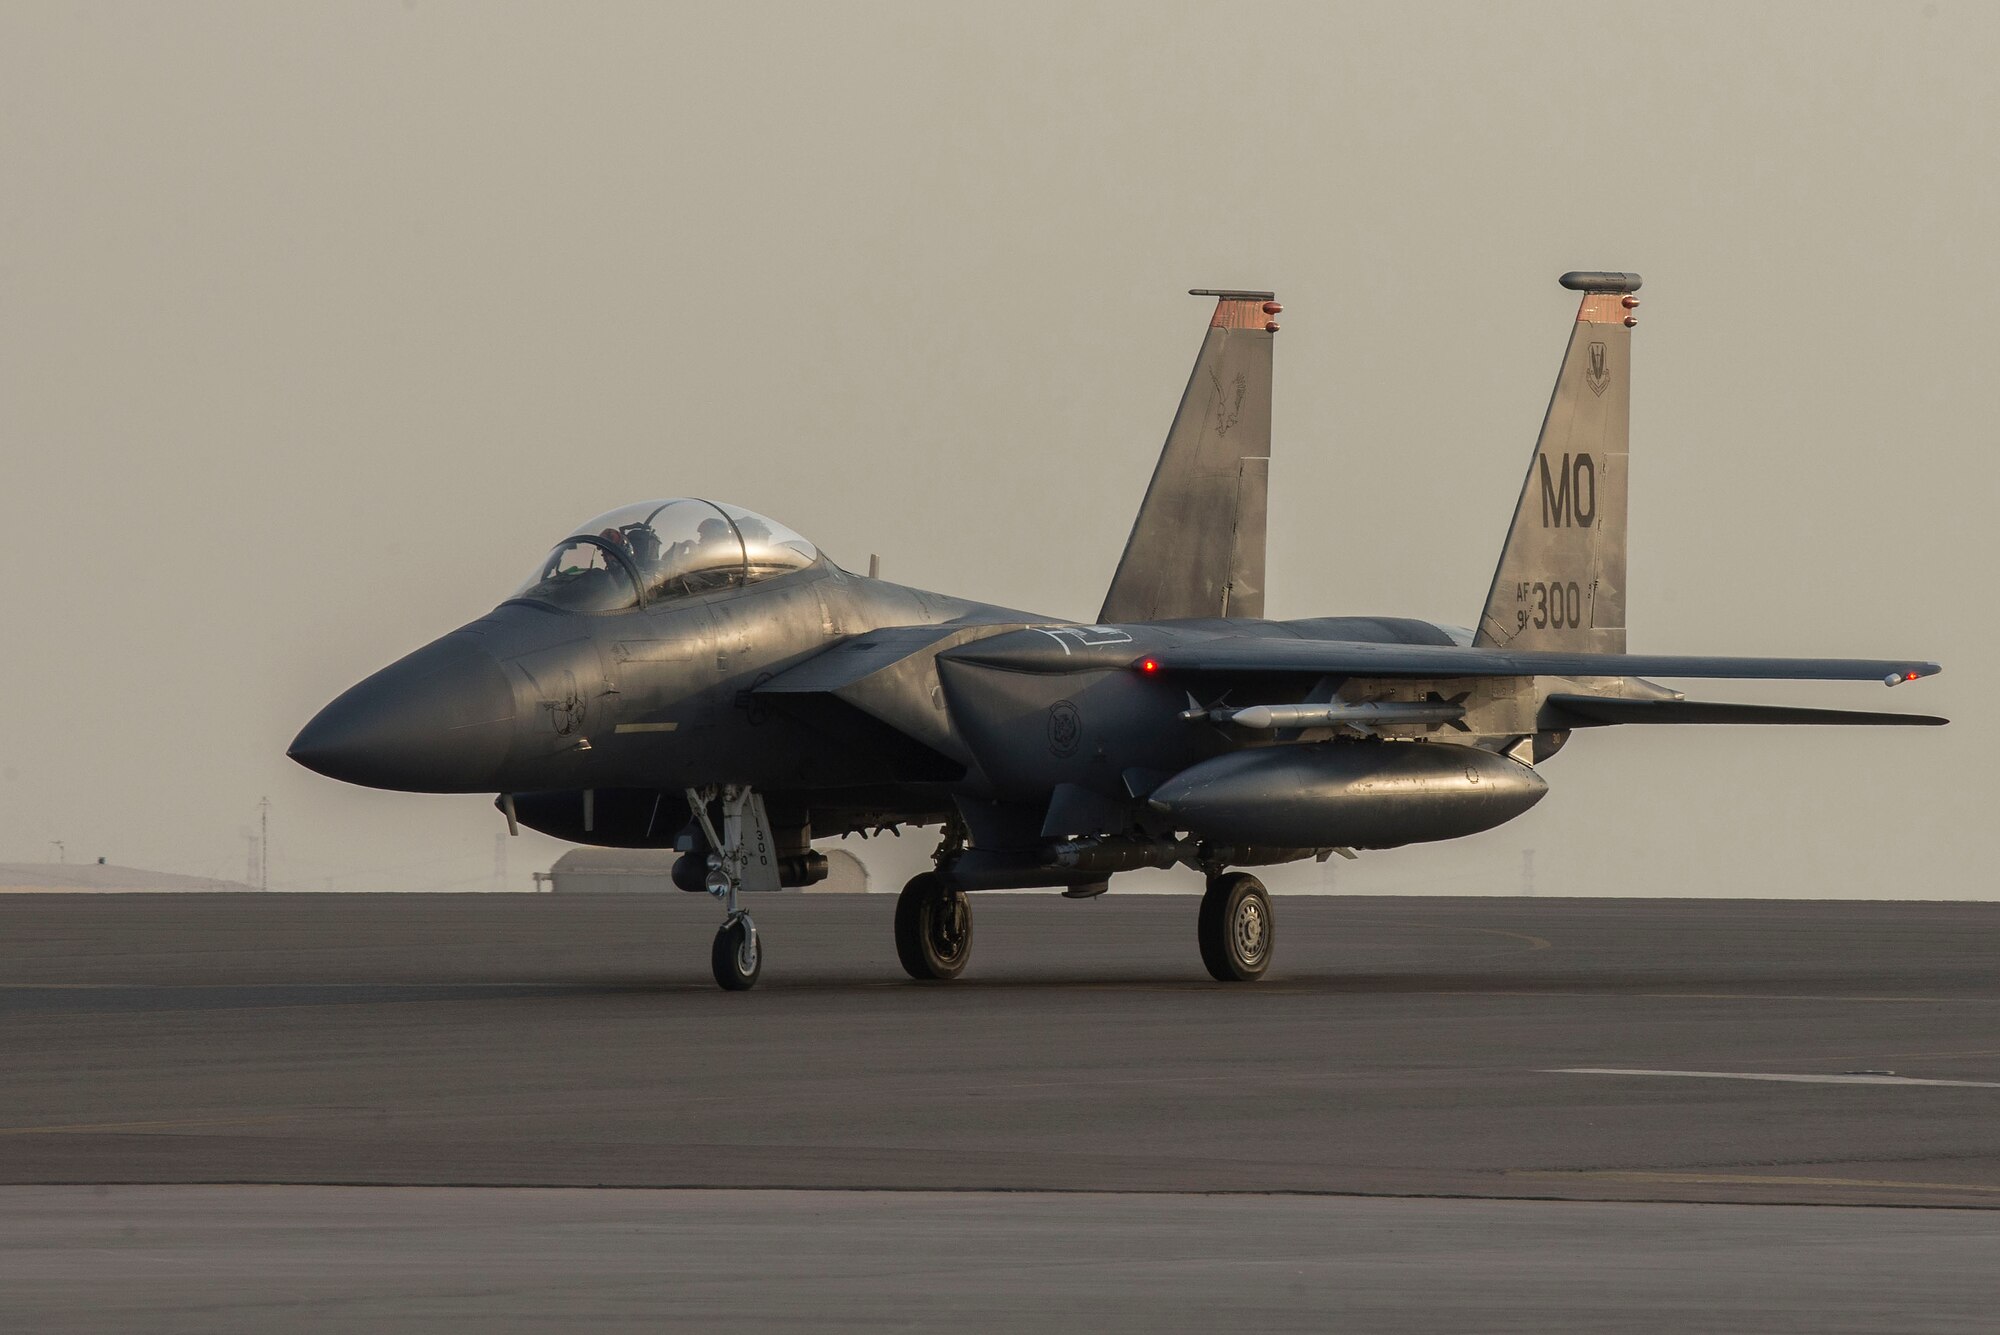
[1545,694,1947,728]
[1140,638,1943,684]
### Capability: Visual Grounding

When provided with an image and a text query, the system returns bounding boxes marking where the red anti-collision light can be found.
[1140,658,1160,674]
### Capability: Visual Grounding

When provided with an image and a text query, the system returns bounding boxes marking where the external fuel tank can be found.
[1148,743,1547,850]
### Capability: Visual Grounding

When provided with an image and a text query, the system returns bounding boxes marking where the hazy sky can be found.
[2,2,1992,897]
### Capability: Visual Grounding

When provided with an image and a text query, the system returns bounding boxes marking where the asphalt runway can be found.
[3,1187,1997,1334]
[2,892,1996,1328]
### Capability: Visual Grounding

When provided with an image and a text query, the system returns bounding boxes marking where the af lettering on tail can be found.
[1475,272,1640,653]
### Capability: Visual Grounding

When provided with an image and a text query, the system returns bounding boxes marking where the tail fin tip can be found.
[1559,271,1643,293]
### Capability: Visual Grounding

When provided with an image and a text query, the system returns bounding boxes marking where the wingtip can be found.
[1884,663,1944,687]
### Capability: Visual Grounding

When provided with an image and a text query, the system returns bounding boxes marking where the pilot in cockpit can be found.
[663,517,734,565]
[620,521,662,572]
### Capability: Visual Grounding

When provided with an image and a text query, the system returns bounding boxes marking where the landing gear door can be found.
[725,790,782,893]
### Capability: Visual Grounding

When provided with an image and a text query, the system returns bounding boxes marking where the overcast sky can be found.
[2,2,1991,897]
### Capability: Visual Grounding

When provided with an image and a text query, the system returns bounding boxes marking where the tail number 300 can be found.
[1518,580,1585,631]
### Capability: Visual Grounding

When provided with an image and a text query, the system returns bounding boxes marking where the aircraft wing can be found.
[1140,638,1942,685]
[1544,694,1946,727]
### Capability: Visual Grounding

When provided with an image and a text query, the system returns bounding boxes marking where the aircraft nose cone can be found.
[289,635,517,792]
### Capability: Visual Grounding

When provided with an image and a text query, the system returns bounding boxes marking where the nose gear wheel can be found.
[712,913,761,991]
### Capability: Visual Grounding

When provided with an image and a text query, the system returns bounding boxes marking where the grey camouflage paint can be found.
[292,274,1942,900]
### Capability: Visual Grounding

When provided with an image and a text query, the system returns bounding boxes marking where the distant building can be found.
[0,863,259,893]
[534,847,869,894]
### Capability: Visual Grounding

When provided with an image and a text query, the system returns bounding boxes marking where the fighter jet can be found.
[291,273,1945,990]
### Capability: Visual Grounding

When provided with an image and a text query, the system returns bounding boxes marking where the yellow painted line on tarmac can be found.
[1512,1169,2000,1196]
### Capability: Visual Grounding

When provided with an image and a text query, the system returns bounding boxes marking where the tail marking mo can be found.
[1538,453,1598,529]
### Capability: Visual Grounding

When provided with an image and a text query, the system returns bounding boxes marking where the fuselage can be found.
[290,552,1576,854]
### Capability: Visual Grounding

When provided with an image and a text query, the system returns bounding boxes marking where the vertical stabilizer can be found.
[1474,272,1640,653]
[1098,290,1277,624]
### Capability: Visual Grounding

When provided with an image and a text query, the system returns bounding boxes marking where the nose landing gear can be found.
[686,786,780,991]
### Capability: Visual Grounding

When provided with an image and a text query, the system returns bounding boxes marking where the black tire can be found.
[711,917,761,991]
[1198,873,1273,982]
[895,872,973,981]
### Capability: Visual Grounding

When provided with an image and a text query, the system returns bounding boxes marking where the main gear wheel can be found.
[895,872,973,981]
[1198,872,1273,982]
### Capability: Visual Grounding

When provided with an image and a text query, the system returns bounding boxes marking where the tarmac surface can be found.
[2,891,1996,1328]
[4,1186,1998,1333]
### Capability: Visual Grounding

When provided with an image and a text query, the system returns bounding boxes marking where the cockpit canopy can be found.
[509,499,821,612]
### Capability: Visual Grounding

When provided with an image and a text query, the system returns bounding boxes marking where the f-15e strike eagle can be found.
[291,273,1944,990]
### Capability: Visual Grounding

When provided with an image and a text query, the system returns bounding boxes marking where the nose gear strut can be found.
[686,785,780,990]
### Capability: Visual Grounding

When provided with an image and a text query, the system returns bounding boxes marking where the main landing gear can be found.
[1198,871,1273,982]
[686,786,778,991]
[896,872,973,980]
[891,859,1273,984]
